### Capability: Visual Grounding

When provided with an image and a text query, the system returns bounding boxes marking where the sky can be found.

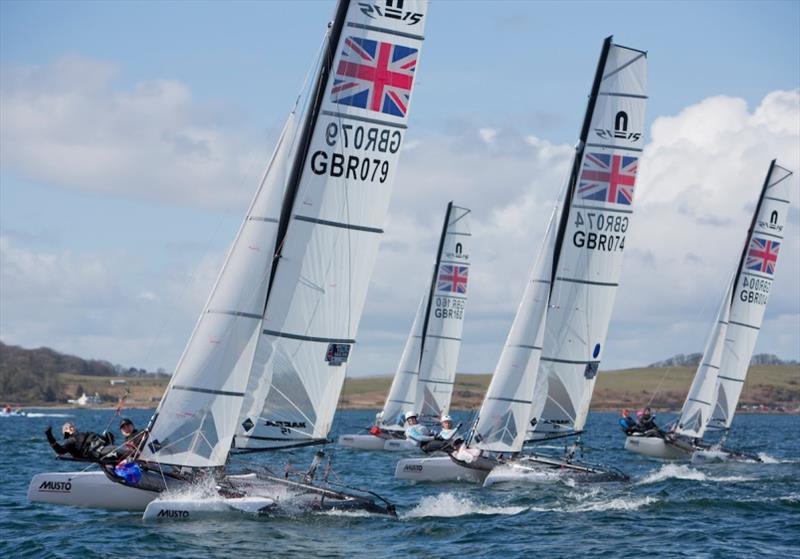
[1,0,799,377]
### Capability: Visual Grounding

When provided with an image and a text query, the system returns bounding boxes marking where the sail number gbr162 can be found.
[310,121,401,184]
[573,211,629,252]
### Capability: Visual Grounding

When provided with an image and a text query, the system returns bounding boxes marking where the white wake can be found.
[638,464,756,484]
[404,492,527,519]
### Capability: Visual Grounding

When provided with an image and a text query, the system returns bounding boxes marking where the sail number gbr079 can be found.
[572,211,629,252]
[310,121,401,183]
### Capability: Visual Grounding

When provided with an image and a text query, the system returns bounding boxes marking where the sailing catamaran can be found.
[28,0,429,517]
[625,160,794,462]
[396,35,647,485]
[339,202,472,451]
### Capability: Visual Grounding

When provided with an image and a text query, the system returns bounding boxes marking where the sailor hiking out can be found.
[45,422,117,461]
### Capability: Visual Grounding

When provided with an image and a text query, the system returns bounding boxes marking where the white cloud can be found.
[1,55,797,375]
[0,235,223,370]
[0,56,268,211]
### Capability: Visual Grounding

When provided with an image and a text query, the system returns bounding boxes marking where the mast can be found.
[265,0,351,308]
[549,36,612,291]
[727,159,775,309]
[418,201,454,371]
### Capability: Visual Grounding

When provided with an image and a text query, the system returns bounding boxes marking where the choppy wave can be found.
[404,493,527,519]
[638,464,756,484]
[568,496,658,512]
[757,453,798,464]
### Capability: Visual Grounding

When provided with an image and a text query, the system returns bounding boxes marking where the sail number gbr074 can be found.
[572,210,629,252]
[310,121,401,183]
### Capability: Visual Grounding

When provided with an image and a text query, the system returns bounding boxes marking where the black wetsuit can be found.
[46,428,116,460]
[637,415,662,436]
[121,429,147,456]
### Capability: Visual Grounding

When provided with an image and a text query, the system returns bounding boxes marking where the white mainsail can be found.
[381,202,472,428]
[232,1,429,451]
[532,38,647,436]
[709,161,794,430]
[674,279,733,439]
[142,0,429,464]
[417,204,472,420]
[473,37,647,453]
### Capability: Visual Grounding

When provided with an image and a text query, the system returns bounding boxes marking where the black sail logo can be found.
[595,110,641,142]
[358,0,424,25]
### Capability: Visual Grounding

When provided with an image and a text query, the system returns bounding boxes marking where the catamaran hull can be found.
[482,455,629,487]
[394,455,489,483]
[383,439,419,452]
[27,471,157,511]
[624,436,691,460]
[338,434,391,450]
[143,497,276,520]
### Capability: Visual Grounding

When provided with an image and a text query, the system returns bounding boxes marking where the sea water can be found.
[1,410,797,558]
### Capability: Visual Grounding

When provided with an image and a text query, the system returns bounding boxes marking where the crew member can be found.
[636,407,661,436]
[437,415,457,441]
[404,411,433,444]
[45,422,116,460]
[618,409,637,434]
[119,417,147,457]
[420,414,458,453]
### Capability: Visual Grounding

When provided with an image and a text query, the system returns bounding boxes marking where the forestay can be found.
[675,280,733,438]
[710,161,794,429]
[381,202,472,428]
[233,0,429,451]
[532,38,648,436]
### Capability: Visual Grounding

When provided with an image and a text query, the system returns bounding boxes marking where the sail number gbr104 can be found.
[572,211,629,252]
[310,121,402,183]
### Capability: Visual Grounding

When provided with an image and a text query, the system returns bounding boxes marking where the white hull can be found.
[143,496,275,520]
[483,455,629,487]
[28,471,156,511]
[624,436,691,460]
[337,434,391,450]
[383,439,419,452]
[394,455,489,483]
[483,463,566,487]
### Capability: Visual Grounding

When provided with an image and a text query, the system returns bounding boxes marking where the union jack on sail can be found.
[746,237,780,275]
[437,265,468,294]
[330,36,417,117]
[577,153,638,205]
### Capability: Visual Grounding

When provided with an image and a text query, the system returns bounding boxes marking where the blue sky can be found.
[1,0,799,375]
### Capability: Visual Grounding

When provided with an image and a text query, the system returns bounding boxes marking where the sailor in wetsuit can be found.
[118,418,147,457]
[420,414,458,453]
[636,407,662,436]
[45,422,117,460]
[404,411,434,445]
[618,409,637,435]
